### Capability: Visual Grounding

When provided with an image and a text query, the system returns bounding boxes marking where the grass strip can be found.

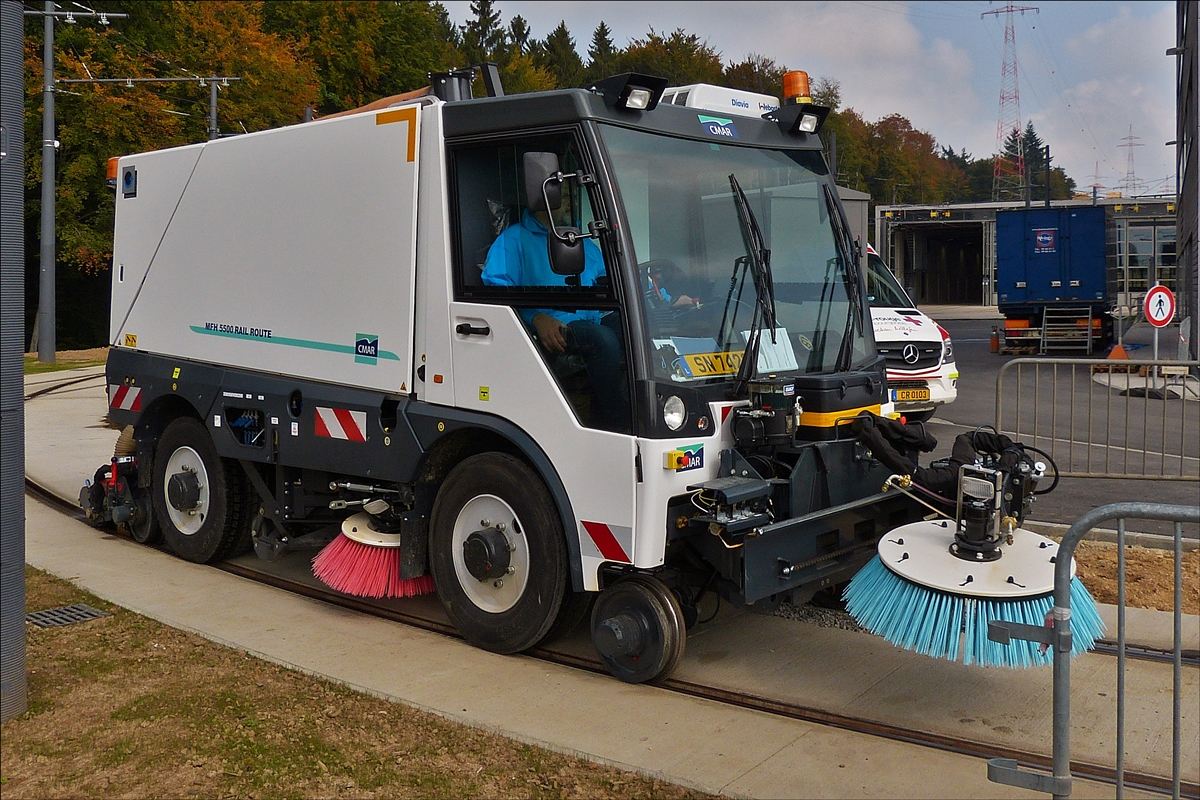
[2,567,706,799]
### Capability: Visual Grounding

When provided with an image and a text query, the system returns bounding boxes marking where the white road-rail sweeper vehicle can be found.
[83,67,1100,682]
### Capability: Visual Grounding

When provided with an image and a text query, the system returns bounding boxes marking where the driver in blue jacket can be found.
[482,190,627,431]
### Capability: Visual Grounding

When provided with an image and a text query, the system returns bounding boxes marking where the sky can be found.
[441,1,1178,197]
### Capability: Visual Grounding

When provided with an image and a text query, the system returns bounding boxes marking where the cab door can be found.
[444,131,641,589]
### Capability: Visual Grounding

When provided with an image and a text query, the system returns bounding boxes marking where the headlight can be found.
[936,324,954,364]
[663,395,686,431]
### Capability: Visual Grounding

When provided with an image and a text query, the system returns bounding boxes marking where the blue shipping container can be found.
[996,207,1107,314]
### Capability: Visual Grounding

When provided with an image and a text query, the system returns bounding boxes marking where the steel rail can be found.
[23,375,1200,798]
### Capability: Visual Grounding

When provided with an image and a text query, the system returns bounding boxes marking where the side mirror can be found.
[523,152,561,213]
[548,227,585,277]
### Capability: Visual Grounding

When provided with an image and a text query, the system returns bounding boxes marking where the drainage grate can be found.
[26,603,110,629]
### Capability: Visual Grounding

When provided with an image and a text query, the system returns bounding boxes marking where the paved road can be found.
[925,317,1198,537]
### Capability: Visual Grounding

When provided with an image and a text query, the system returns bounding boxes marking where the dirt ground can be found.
[1,568,705,800]
[1073,539,1199,615]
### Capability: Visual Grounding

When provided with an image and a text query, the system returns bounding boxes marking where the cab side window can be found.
[453,135,603,292]
[450,134,631,434]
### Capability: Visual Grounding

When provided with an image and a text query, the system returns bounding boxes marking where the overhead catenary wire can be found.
[1018,15,1122,182]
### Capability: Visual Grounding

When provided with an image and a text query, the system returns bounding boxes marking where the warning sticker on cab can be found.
[680,351,743,377]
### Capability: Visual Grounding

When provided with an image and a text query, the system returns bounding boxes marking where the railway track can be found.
[24,372,1199,798]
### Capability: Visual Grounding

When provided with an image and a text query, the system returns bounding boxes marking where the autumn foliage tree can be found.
[23,1,1076,348]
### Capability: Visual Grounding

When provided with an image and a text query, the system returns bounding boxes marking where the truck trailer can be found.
[996,206,1110,354]
[91,69,922,683]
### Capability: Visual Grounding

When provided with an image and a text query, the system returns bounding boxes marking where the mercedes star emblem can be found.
[902,343,920,364]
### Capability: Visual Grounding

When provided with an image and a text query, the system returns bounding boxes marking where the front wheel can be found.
[153,416,252,563]
[429,453,568,654]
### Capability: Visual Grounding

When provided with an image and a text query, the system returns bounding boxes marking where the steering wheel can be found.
[640,259,692,310]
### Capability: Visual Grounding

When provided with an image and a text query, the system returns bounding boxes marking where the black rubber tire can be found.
[153,416,252,564]
[590,574,686,684]
[541,585,595,644]
[429,453,568,654]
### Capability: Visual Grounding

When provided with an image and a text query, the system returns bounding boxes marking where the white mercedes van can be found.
[866,245,958,421]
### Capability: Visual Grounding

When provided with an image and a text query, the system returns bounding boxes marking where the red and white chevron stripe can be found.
[108,384,142,412]
[314,406,367,442]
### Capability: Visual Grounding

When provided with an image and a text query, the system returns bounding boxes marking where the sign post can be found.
[1143,285,1177,389]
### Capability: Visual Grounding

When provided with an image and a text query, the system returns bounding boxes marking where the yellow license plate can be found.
[681,351,743,377]
[894,388,930,402]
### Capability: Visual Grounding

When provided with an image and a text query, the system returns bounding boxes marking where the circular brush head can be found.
[844,520,1105,667]
[878,519,1072,597]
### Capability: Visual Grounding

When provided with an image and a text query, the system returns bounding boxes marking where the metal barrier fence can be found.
[996,358,1200,481]
[987,502,1200,800]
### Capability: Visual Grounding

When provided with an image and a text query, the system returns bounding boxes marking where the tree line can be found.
[22,0,1076,348]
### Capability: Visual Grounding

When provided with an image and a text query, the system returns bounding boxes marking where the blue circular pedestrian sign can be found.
[1143,285,1176,328]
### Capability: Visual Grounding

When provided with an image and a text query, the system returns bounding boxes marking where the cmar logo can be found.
[355,333,379,365]
[672,443,704,471]
[698,114,738,139]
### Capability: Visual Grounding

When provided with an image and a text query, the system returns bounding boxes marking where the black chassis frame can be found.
[105,347,586,591]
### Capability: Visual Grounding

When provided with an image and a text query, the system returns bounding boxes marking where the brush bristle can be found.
[312,533,436,599]
[844,555,1106,668]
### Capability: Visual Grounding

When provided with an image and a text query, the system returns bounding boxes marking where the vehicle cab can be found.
[865,244,957,421]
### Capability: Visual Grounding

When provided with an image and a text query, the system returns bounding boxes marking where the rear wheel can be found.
[429,453,567,654]
[153,416,252,563]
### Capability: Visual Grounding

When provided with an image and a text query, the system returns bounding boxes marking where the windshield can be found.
[866,253,915,308]
[602,125,872,382]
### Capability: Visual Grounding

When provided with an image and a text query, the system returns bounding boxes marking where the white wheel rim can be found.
[163,445,209,536]
[451,494,529,614]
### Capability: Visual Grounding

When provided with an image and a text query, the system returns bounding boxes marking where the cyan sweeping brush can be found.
[843,519,1105,668]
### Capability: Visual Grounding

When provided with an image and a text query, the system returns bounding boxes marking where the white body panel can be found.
[110,143,204,342]
[447,303,638,590]
[661,84,780,117]
[111,106,423,393]
[412,105,456,407]
[633,401,740,571]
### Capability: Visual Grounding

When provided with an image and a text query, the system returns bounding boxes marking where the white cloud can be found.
[1048,3,1176,192]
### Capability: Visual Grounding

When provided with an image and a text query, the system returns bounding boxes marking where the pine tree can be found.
[431,2,461,49]
[460,0,505,65]
[508,15,532,57]
[536,21,584,88]
[585,21,617,82]
[1022,120,1046,177]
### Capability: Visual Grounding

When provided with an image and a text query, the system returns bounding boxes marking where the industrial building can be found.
[874,197,1180,317]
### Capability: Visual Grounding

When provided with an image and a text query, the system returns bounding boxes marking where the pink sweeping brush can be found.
[312,513,436,599]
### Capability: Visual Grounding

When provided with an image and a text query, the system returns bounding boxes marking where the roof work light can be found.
[762,69,830,136]
[588,73,670,111]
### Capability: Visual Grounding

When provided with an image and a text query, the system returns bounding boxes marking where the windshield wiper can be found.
[725,174,777,396]
[823,183,863,373]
